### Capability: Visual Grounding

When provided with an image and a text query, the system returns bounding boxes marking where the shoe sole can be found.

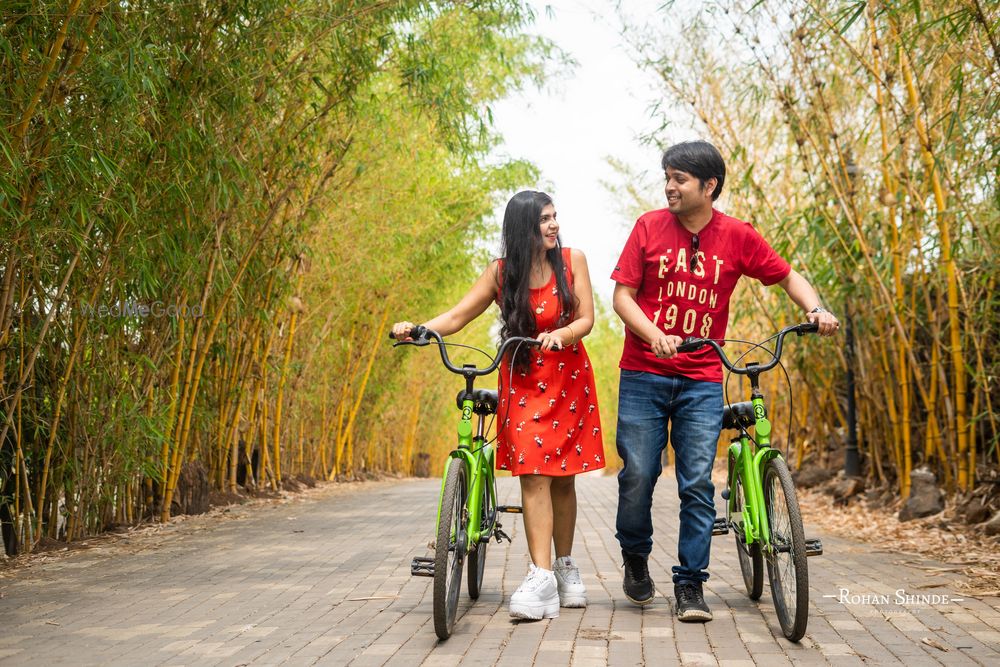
[677,609,713,622]
[509,600,560,620]
[559,595,587,608]
[624,591,655,605]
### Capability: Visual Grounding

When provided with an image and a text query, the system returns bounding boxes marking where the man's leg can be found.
[615,369,673,604]
[668,377,722,620]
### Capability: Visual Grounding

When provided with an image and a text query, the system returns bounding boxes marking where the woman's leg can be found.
[519,474,554,569]
[550,475,577,558]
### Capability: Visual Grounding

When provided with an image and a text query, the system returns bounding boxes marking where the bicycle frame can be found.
[677,322,819,557]
[728,394,783,553]
[393,326,537,551]
[436,398,496,548]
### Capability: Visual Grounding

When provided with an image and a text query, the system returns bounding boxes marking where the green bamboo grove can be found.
[625,0,998,496]
[0,0,558,553]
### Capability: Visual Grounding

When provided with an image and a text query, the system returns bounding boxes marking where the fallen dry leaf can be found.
[921,637,949,652]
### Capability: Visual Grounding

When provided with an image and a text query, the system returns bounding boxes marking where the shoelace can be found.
[676,584,701,605]
[556,562,582,585]
[625,556,649,581]
[517,568,549,593]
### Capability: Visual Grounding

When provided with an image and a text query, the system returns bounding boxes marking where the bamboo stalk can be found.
[899,46,969,490]
[13,0,84,143]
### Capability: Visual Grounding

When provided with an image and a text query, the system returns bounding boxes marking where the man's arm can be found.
[777,269,840,336]
[612,283,683,358]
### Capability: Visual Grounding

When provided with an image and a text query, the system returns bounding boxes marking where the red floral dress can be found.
[496,249,605,476]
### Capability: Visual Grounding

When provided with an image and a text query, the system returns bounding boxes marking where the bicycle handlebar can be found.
[389,325,541,377]
[675,322,819,375]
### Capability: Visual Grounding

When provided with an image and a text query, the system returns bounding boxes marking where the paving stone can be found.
[0,476,997,666]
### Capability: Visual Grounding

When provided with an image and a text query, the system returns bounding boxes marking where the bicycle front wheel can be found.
[730,453,763,600]
[467,474,493,600]
[433,461,468,640]
[763,457,808,642]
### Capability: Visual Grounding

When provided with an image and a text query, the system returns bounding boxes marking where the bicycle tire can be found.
[730,453,763,600]
[433,461,468,640]
[467,474,493,600]
[763,457,809,642]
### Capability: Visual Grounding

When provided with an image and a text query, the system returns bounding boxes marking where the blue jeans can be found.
[615,369,723,584]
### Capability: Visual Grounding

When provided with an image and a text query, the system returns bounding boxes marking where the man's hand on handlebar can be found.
[651,333,684,359]
[806,309,840,337]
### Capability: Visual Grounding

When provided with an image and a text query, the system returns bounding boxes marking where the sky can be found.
[489,0,696,299]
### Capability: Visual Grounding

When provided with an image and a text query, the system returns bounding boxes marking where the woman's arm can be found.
[539,249,595,351]
[390,261,499,339]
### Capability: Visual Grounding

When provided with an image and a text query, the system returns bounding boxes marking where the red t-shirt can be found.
[611,208,791,383]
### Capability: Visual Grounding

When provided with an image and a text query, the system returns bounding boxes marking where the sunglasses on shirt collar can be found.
[690,234,700,271]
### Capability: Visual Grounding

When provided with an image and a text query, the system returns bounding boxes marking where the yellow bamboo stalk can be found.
[334,307,390,478]
[867,1,913,493]
[900,47,969,490]
[162,221,220,522]
[330,399,347,480]
[318,374,330,477]
[402,385,422,475]
[162,315,185,485]
[13,0,84,143]
[273,271,305,488]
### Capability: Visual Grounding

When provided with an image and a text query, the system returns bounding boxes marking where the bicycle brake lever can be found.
[676,337,705,353]
[391,338,430,348]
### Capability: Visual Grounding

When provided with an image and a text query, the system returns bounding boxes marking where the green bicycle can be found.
[677,322,824,642]
[392,326,539,640]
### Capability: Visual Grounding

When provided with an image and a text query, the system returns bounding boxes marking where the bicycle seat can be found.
[455,389,499,415]
[722,401,755,430]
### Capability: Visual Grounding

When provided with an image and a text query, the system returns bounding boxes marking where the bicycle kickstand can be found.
[494,521,513,544]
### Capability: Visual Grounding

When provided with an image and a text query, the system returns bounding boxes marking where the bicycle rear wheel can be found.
[763,457,808,642]
[433,461,468,640]
[467,474,493,599]
[729,453,763,600]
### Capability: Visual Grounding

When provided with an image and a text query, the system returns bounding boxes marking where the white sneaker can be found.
[509,564,560,620]
[553,555,587,607]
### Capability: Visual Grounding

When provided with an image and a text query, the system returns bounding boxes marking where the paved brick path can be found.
[1,475,998,666]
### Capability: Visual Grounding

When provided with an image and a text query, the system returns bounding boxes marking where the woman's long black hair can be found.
[499,190,578,370]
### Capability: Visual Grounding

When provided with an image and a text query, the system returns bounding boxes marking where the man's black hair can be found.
[661,140,726,201]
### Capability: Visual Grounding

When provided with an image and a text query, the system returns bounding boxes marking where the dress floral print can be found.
[497,248,605,476]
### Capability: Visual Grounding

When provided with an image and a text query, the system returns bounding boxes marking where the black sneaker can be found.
[622,552,655,605]
[674,581,713,622]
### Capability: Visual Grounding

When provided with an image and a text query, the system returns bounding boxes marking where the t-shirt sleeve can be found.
[610,219,646,288]
[740,223,791,286]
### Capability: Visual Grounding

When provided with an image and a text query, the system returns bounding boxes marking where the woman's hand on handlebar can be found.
[536,329,566,352]
[651,333,683,359]
[390,320,418,340]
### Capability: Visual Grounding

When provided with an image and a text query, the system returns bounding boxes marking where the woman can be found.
[391,190,604,620]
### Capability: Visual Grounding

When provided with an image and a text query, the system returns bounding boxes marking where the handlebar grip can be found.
[797,322,820,334]
[389,325,429,342]
[676,337,705,353]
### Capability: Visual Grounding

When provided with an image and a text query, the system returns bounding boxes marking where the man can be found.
[610,140,839,621]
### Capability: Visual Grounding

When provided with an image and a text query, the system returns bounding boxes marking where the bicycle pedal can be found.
[495,528,512,544]
[805,538,823,557]
[410,556,434,577]
[497,505,522,514]
[712,518,730,536]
